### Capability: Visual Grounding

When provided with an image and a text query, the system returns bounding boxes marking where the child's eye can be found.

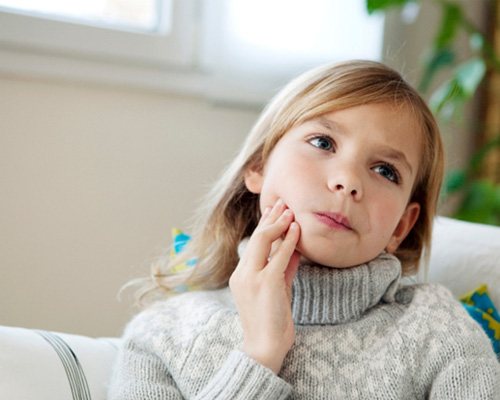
[373,163,400,184]
[308,135,335,151]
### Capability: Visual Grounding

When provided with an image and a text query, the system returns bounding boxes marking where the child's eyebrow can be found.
[376,147,414,175]
[315,117,340,132]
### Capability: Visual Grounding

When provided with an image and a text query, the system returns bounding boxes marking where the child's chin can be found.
[297,243,373,269]
[294,233,342,267]
[296,231,390,268]
[297,249,352,269]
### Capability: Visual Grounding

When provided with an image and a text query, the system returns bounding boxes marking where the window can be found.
[200,0,384,102]
[0,0,384,104]
[0,0,165,33]
[0,0,194,67]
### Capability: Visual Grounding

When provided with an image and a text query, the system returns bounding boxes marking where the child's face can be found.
[245,102,422,268]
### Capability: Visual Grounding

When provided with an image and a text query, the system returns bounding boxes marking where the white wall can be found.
[0,76,258,336]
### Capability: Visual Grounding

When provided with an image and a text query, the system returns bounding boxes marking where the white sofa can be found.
[1,217,499,400]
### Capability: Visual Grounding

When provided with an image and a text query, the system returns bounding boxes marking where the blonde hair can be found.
[133,60,444,305]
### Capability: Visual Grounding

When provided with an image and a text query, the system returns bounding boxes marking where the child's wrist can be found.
[243,344,287,374]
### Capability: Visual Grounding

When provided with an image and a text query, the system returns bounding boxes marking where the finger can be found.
[267,221,300,274]
[284,251,301,288]
[256,209,294,246]
[261,206,271,219]
[269,237,283,259]
[244,210,294,270]
[260,198,286,226]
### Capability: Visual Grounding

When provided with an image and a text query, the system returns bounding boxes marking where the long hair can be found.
[132,60,444,305]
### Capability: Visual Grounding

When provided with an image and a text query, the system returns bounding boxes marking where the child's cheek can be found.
[258,188,280,213]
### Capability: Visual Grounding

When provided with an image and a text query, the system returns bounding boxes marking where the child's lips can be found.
[314,212,352,230]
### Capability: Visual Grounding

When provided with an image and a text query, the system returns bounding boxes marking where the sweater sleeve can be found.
[108,290,293,399]
[108,338,292,400]
[429,356,500,399]
[193,350,292,399]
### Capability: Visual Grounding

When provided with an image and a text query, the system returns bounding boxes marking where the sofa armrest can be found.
[0,325,120,400]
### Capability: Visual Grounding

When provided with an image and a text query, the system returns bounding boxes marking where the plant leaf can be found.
[470,134,500,172]
[435,3,462,49]
[429,58,486,118]
[454,57,486,97]
[469,32,484,52]
[429,78,462,117]
[443,169,467,195]
[419,47,455,92]
[495,186,500,214]
[366,0,415,14]
[455,180,498,224]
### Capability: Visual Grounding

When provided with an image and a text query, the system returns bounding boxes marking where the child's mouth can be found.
[314,212,352,230]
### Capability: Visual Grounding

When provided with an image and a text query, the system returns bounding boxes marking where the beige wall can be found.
[0,76,258,337]
[0,0,488,338]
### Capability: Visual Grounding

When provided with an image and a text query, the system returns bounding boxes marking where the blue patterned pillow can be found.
[169,228,196,292]
[460,284,500,359]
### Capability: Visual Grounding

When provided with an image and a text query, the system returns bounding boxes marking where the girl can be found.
[109,60,499,399]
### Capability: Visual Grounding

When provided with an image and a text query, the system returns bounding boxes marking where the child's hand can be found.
[229,199,301,374]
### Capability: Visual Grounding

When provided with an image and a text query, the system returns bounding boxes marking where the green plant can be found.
[443,136,500,225]
[366,0,500,225]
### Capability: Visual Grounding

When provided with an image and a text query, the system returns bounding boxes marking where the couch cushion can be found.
[424,217,500,307]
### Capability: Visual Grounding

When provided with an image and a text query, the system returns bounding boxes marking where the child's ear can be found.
[386,202,420,254]
[244,167,264,194]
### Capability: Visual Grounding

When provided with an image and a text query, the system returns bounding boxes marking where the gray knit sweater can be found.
[109,253,500,399]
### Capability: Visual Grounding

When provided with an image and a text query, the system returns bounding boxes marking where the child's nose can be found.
[328,171,363,201]
[332,183,362,200]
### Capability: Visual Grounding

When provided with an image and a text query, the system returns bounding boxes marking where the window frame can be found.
[0,0,195,66]
[0,0,212,102]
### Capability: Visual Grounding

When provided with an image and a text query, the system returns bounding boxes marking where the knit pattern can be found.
[109,254,500,399]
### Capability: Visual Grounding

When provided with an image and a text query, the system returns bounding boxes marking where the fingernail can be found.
[275,198,284,207]
[284,209,293,217]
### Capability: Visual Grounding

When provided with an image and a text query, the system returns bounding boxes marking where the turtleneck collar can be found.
[291,253,402,325]
[237,239,402,325]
